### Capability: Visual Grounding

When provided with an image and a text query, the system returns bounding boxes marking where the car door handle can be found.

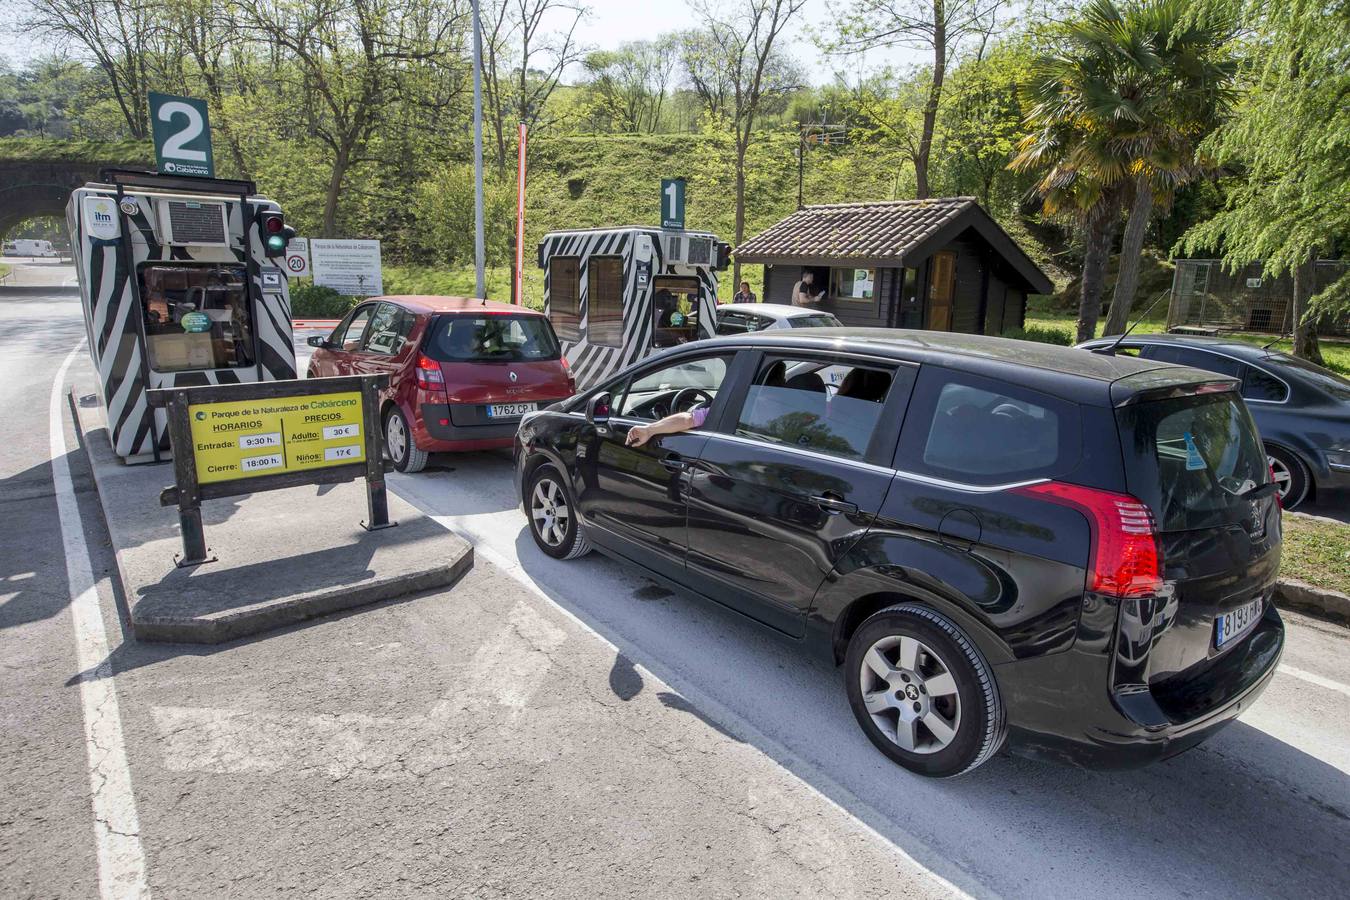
[661,455,687,472]
[810,493,858,515]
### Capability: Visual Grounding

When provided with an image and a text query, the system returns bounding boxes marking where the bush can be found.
[1003,324,1075,346]
[290,282,357,319]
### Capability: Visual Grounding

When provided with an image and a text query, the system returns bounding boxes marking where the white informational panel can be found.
[310,238,383,296]
[284,237,311,279]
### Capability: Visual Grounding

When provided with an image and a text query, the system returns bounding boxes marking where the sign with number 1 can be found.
[149,92,215,178]
[661,177,686,230]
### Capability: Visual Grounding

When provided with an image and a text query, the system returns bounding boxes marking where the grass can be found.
[1281,513,1350,592]
[0,262,11,281]
[1021,295,1350,375]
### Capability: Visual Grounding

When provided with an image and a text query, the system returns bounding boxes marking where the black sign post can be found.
[148,375,392,568]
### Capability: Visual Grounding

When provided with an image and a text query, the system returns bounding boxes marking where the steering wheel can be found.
[672,387,714,413]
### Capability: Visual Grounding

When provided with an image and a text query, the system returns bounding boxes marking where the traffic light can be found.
[256,209,295,258]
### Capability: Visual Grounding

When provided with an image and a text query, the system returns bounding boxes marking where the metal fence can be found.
[1167,259,1348,336]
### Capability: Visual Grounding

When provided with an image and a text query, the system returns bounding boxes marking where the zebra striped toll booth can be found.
[538,226,730,390]
[66,169,298,462]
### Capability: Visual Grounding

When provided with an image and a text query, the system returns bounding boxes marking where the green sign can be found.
[181,311,211,333]
[149,92,214,178]
[661,177,686,230]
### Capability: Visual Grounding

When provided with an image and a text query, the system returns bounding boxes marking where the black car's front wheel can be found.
[526,465,592,560]
[845,604,1005,777]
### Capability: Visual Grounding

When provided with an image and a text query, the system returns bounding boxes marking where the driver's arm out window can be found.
[614,355,731,421]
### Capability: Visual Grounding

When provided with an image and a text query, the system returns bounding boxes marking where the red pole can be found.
[514,122,528,305]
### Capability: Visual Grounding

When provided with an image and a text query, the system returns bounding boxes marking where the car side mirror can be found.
[307,335,327,348]
[586,392,612,426]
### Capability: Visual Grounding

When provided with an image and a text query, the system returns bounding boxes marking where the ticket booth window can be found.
[587,256,624,347]
[652,276,701,347]
[548,257,580,341]
[139,264,256,372]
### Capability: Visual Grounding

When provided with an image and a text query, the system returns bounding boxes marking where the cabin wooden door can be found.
[928,251,957,331]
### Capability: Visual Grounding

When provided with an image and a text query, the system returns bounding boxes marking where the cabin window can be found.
[588,256,624,347]
[138,263,256,373]
[830,267,877,303]
[652,275,701,347]
[548,257,580,342]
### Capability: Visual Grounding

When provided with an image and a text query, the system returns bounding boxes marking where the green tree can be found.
[1181,0,1349,362]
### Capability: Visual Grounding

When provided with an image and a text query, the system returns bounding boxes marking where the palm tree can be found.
[1010,0,1237,342]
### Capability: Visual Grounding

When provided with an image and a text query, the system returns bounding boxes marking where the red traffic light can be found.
[262,214,285,234]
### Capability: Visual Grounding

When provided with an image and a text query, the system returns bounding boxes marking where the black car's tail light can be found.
[1015,482,1163,598]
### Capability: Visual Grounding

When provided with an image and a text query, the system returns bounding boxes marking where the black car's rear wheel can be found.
[526,465,591,559]
[1265,444,1309,509]
[845,604,1005,777]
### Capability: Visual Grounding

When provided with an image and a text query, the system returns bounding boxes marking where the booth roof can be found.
[733,196,1053,294]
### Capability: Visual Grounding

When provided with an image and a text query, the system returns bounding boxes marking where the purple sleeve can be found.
[691,407,710,428]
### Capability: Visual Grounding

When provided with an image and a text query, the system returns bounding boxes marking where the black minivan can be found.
[513,329,1284,777]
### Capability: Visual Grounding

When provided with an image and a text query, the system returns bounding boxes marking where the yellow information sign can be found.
[188,391,366,484]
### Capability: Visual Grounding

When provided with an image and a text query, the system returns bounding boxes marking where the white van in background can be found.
[2,239,59,258]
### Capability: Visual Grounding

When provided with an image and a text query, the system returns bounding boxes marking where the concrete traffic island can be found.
[74,392,472,643]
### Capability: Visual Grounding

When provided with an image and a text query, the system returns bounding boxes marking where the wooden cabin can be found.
[733,197,1053,334]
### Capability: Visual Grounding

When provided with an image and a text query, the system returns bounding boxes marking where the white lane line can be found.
[49,344,151,899]
[1279,664,1350,699]
[391,487,974,900]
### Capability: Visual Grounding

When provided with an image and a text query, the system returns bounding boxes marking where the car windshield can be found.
[426,314,560,362]
[788,314,842,328]
[1261,352,1350,401]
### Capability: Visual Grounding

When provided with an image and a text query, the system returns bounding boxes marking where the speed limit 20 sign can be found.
[149,92,214,178]
[284,237,311,278]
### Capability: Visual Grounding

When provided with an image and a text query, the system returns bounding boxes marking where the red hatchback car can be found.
[306,296,574,472]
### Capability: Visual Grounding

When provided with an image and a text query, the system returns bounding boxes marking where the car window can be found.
[425,314,560,362]
[1241,365,1288,402]
[613,355,731,422]
[1143,345,1245,378]
[1262,352,1350,401]
[901,369,1079,484]
[788,314,843,328]
[734,357,894,461]
[715,311,772,335]
[335,306,375,352]
[364,303,416,355]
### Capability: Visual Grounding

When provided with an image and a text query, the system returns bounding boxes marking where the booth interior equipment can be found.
[538,225,730,390]
[67,169,299,462]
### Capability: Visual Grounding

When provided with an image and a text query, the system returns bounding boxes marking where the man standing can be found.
[792,270,825,306]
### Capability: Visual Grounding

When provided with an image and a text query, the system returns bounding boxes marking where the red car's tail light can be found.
[415,354,446,394]
[1015,482,1163,598]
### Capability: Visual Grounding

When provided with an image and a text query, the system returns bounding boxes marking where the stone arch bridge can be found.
[0,140,152,238]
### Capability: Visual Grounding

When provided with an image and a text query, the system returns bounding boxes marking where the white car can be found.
[714,302,842,334]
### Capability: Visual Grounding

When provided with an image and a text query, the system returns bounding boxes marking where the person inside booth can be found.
[651,276,701,347]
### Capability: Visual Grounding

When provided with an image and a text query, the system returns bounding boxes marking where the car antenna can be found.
[1260,331,1290,351]
[1092,290,1170,355]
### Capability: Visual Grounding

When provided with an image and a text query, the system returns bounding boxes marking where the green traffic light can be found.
[266,235,286,252]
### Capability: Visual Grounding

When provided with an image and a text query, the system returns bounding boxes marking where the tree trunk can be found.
[732,139,747,290]
[915,0,947,200]
[322,145,350,238]
[1292,257,1324,364]
[1077,209,1115,343]
[1103,175,1154,336]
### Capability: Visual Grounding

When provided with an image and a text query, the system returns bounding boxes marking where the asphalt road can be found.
[3,291,1348,899]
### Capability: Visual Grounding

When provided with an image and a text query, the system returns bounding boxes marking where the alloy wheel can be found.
[858,634,962,754]
[531,476,570,547]
[1267,453,1292,501]
[386,412,407,463]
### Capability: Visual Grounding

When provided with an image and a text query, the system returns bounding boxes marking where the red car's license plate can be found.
[487,402,535,418]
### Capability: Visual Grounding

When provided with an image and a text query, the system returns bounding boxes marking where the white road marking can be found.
[391,488,974,900]
[1279,664,1350,699]
[49,344,150,899]
[461,600,568,714]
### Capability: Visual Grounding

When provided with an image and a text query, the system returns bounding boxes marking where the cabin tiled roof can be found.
[734,197,975,264]
[734,196,1054,294]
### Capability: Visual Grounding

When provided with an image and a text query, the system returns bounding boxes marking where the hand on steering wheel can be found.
[672,387,714,413]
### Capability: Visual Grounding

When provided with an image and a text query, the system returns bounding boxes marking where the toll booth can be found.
[538,226,729,389]
[66,169,298,462]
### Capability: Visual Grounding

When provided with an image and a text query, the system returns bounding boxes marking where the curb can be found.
[1276,578,1350,627]
[0,285,80,295]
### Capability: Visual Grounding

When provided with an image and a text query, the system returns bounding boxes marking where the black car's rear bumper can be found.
[996,601,1284,769]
